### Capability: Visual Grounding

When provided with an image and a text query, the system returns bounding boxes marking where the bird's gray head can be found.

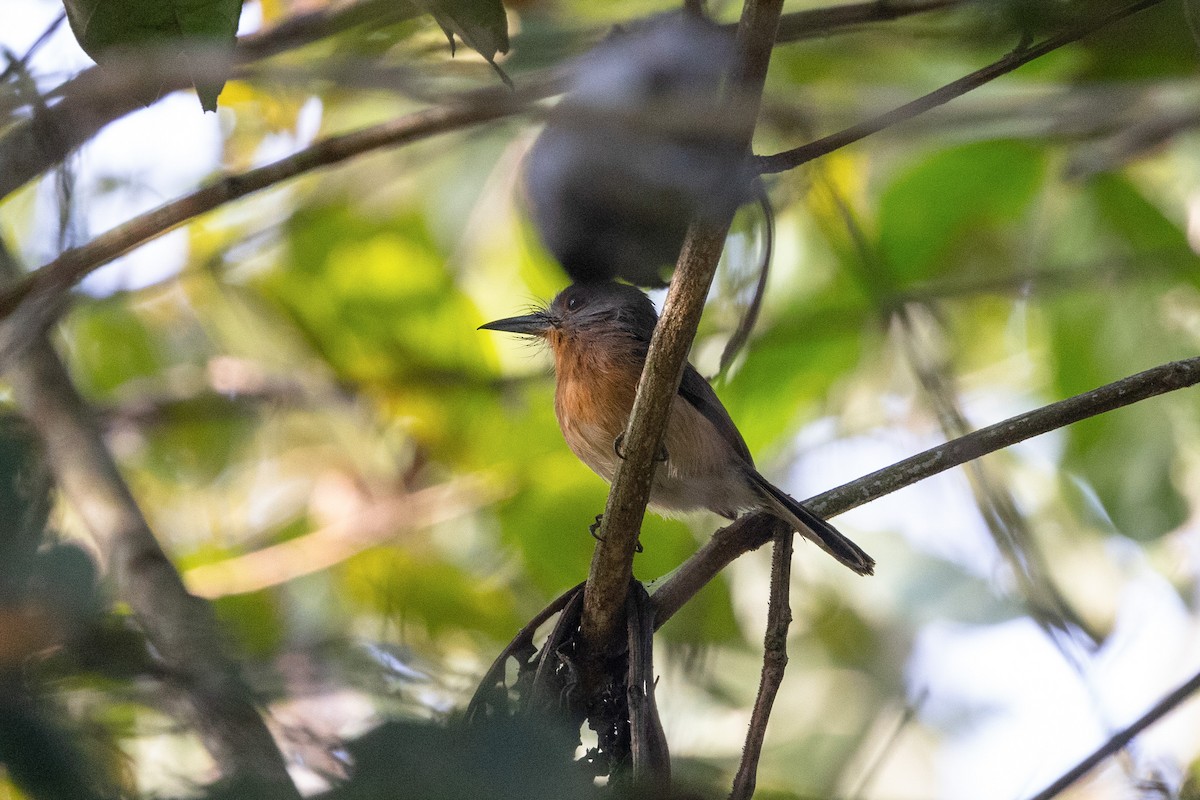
[478,282,658,343]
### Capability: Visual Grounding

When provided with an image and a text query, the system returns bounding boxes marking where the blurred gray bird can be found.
[523,13,755,286]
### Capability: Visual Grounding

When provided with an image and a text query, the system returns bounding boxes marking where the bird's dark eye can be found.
[566,295,583,311]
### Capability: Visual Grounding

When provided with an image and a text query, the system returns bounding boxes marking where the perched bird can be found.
[480,282,874,575]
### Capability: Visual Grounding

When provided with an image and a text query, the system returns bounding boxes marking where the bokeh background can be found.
[3,0,1200,798]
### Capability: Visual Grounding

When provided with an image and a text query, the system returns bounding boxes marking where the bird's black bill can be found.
[478,313,552,336]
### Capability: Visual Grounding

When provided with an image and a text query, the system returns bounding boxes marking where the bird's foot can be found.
[588,512,643,553]
[612,432,668,463]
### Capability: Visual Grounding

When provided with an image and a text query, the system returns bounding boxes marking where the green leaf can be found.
[722,303,868,455]
[64,302,162,399]
[1088,173,1198,282]
[212,591,284,658]
[63,0,244,111]
[341,549,522,640]
[879,140,1044,284]
[1049,294,1191,541]
[263,204,492,392]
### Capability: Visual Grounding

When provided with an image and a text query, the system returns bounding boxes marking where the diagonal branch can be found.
[774,0,961,43]
[0,239,299,797]
[651,355,1200,626]
[1026,666,1200,800]
[579,0,786,658]
[755,0,1171,174]
[0,79,547,364]
[0,0,958,207]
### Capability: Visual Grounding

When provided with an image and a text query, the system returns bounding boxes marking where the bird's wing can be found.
[677,363,754,465]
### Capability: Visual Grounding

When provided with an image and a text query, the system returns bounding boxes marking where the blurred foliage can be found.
[2,0,1200,798]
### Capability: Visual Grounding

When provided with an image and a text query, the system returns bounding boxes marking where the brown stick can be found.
[755,0,1171,174]
[652,355,1200,625]
[730,528,794,800]
[0,240,298,796]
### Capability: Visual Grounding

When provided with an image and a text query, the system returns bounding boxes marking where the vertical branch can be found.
[0,241,298,797]
[580,0,787,660]
[730,528,794,800]
[580,223,737,652]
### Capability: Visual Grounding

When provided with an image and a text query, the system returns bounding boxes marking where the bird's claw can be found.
[588,512,643,553]
[612,432,668,463]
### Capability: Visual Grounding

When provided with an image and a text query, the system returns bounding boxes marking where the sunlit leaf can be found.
[342,548,522,640]
[1089,172,1198,282]
[879,140,1044,284]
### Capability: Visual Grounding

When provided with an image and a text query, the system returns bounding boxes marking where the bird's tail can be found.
[747,470,875,576]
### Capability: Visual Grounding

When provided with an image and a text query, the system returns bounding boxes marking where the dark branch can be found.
[755,0,1171,174]
[1026,666,1200,800]
[774,0,961,43]
[652,355,1200,625]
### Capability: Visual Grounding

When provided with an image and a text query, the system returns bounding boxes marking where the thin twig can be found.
[652,355,1200,626]
[846,689,928,800]
[0,12,65,82]
[0,239,299,796]
[716,186,774,377]
[730,528,794,800]
[1026,667,1200,800]
[755,0,1171,174]
[579,0,785,661]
